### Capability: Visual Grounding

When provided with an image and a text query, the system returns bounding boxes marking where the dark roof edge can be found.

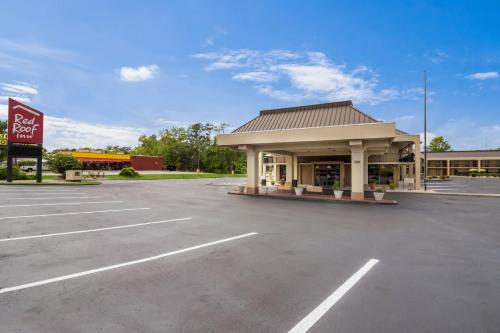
[259,100,353,115]
[425,150,500,153]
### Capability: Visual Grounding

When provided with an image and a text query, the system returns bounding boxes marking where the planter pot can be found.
[268,185,278,192]
[294,187,304,196]
[238,185,245,193]
[333,190,344,199]
[260,186,269,194]
[368,182,376,190]
[333,190,343,199]
[373,192,385,201]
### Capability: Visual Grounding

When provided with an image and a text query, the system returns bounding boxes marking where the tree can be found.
[0,120,6,133]
[46,153,82,175]
[132,122,246,173]
[428,136,451,152]
[0,120,7,162]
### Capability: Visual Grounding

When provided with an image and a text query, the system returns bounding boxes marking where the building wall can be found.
[130,155,164,170]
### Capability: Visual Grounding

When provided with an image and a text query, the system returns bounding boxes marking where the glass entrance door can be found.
[314,164,341,187]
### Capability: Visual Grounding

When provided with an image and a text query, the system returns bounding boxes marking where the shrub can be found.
[46,153,82,175]
[119,167,140,178]
[389,182,397,190]
[471,173,477,177]
[439,175,446,180]
[0,166,30,180]
[333,180,341,191]
[375,188,385,193]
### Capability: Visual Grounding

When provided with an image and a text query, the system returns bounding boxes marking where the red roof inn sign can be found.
[7,98,44,144]
[5,98,44,183]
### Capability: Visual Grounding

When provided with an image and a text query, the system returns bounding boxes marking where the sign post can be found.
[6,98,45,183]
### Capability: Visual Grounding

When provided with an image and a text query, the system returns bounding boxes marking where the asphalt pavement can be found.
[0,179,499,332]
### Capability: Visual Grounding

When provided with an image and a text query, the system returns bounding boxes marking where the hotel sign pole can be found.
[424,71,427,191]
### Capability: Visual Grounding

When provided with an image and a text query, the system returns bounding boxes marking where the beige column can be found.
[446,159,450,176]
[393,165,400,185]
[414,140,421,190]
[350,141,365,200]
[246,146,260,194]
[285,155,293,182]
[363,151,369,190]
[292,154,298,181]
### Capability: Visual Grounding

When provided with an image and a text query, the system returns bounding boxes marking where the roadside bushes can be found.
[119,167,140,178]
[0,166,30,180]
[46,153,82,175]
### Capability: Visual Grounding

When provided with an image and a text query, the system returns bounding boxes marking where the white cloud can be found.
[0,96,31,103]
[464,71,499,80]
[193,49,421,105]
[0,38,76,62]
[232,71,277,82]
[204,36,214,46]
[119,65,159,82]
[427,49,449,64]
[0,104,145,150]
[2,82,38,95]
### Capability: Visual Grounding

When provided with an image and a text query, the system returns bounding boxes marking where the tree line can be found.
[132,123,246,174]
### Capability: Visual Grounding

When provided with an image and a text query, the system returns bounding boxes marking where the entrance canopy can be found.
[217,101,421,200]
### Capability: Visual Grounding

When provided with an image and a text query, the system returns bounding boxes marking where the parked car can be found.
[20,165,37,172]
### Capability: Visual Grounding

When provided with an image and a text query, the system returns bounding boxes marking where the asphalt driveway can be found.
[0,179,499,333]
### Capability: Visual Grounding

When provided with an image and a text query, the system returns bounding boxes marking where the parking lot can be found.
[425,177,500,194]
[1,179,499,333]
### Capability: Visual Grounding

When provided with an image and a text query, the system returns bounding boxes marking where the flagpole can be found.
[424,70,427,191]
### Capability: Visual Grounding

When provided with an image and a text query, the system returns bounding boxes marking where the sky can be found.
[0,0,499,150]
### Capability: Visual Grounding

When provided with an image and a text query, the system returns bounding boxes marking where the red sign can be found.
[7,98,44,144]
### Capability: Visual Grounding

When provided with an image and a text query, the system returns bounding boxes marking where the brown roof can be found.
[233,101,386,133]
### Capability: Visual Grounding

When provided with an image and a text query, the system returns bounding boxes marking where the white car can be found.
[20,165,38,172]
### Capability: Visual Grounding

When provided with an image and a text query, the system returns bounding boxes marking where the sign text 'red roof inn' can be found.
[7,98,44,145]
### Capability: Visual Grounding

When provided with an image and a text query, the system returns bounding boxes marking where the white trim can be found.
[12,104,42,116]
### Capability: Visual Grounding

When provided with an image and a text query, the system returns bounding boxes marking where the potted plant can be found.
[389,182,397,190]
[269,180,277,192]
[333,180,343,199]
[373,188,385,201]
[294,186,304,196]
[368,178,378,190]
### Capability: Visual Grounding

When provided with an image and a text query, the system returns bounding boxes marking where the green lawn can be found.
[106,173,246,180]
[0,180,101,185]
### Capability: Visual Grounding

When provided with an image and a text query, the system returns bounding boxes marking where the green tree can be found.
[132,123,246,173]
[46,153,82,175]
[0,119,6,133]
[428,136,451,152]
[0,120,7,162]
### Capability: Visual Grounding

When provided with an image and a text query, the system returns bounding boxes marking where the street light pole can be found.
[424,70,427,191]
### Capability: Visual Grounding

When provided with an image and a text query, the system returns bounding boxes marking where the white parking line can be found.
[0,208,151,221]
[0,201,122,208]
[2,196,103,200]
[0,190,85,192]
[0,232,258,294]
[288,259,379,333]
[0,217,192,242]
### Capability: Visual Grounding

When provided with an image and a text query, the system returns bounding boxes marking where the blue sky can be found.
[0,0,499,150]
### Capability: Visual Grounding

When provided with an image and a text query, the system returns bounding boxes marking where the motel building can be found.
[425,150,500,176]
[217,101,422,200]
[58,150,164,171]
